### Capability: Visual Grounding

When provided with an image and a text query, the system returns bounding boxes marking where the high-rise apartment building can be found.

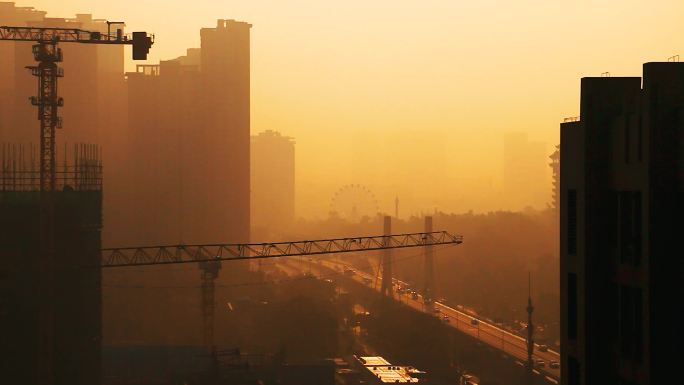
[0,2,45,141]
[560,63,683,385]
[124,19,251,246]
[199,19,251,245]
[124,57,201,245]
[0,3,127,246]
[503,132,548,210]
[0,4,125,145]
[251,130,295,235]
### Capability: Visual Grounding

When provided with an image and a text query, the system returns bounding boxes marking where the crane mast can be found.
[27,42,63,191]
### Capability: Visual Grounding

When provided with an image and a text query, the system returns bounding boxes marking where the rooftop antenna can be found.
[601,71,611,77]
[668,55,680,62]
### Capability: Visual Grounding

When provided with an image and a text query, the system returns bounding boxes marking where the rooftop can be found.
[367,365,419,383]
[358,356,391,367]
[355,356,425,384]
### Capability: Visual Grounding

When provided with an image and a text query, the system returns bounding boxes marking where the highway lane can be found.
[309,258,560,382]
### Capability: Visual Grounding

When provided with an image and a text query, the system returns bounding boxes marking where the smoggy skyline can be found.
[12,0,684,217]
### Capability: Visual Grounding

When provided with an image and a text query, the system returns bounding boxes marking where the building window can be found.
[568,189,577,255]
[568,355,580,385]
[568,273,578,340]
[618,191,642,265]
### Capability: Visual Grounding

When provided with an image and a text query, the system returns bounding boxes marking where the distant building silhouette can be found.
[503,132,547,210]
[560,63,683,385]
[125,57,200,245]
[0,2,45,141]
[251,130,295,234]
[200,19,251,245]
[549,145,560,213]
[125,19,251,246]
[0,3,128,246]
[0,5,125,143]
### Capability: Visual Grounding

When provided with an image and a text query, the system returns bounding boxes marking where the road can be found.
[289,258,560,383]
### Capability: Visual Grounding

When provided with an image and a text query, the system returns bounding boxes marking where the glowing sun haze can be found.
[18,0,684,217]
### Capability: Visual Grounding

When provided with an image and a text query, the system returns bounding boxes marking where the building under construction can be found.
[1,2,249,353]
[0,144,103,385]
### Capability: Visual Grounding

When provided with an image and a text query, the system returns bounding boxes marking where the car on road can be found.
[442,315,450,323]
[538,344,548,352]
[535,359,545,368]
[470,318,479,326]
[411,292,419,300]
[460,373,480,385]
[549,361,560,369]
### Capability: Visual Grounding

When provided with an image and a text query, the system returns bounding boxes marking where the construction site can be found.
[0,2,566,385]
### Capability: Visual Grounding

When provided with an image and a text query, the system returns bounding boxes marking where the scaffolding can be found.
[0,143,102,192]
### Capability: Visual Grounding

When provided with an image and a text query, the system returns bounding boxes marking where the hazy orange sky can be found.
[17,0,684,217]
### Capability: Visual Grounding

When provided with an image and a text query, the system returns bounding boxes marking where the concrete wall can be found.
[0,190,103,385]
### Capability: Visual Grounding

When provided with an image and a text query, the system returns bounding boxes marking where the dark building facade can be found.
[560,63,684,385]
[251,130,295,237]
[0,146,103,385]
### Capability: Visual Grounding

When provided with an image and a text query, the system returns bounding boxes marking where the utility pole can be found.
[380,216,393,297]
[526,273,535,383]
[395,195,399,219]
[423,216,434,307]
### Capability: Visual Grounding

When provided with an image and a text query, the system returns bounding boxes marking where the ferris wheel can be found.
[329,184,380,222]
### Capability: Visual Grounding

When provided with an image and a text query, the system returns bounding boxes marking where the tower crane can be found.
[101,231,463,351]
[0,25,153,190]
[0,24,153,385]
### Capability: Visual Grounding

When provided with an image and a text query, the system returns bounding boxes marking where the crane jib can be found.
[101,231,464,268]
